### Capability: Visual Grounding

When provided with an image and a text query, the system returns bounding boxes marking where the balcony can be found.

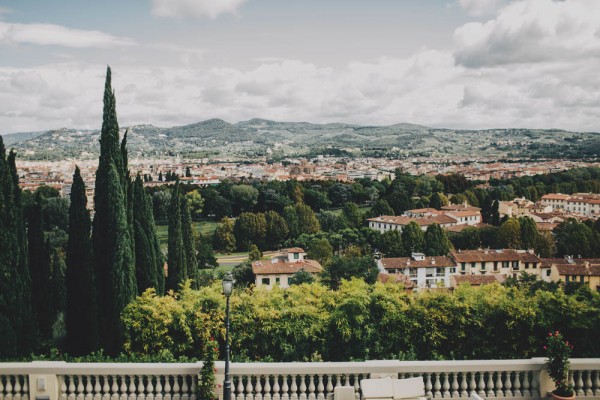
[1,359,599,400]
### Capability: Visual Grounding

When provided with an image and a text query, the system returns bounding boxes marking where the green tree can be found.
[28,192,55,346]
[265,210,289,250]
[367,199,394,218]
[322,249,378,290]
[231,184,259,214]
[554,219,594,258]
[295,203,320,235]
[185,189,204,222]
[65,166,98,355]
[289,269,315,285]
[519,216,539,250]
[213,217,236,254]
[234,212,267,251]
[132,175,164,295]
[248,244,262,261]
[429,192,449,210]
[92,67,136,355]
[497,218,522,249]
[196,234,219,270]
[166,182,187,292]
[376,229,403,257]
[283,205,300,238]
[307,238,334,265]
[424,223,451,256]
[342,202,362,229]
[401,221,425,256]
[180,195,198,288]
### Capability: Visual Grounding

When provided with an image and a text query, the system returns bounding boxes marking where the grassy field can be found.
[156,219,218,250]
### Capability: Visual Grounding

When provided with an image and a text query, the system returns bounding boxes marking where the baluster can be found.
[568,371,574,396]
[469,372,476,397]
[290,375,298,400]
[5,376,13,400]
[93,376,101,400]
[59,376,68,400]
[181,376,189,400]
[452,372,458,397]
[256,375,263,400]
[477,372,486,397]
[155,377,163,400]
[100,377,109,400]
[504,372,513,397]
[83,376,91,400]
[23,376,29,400]
[110,376,118,400]
[172,376,181,400]
[325,375,333,400]
[425,374,432,398]
[530,372,539,398]
[236,376,245,400]
[190,375,197,400]
[459,372,469,397]
[163,376,171,400]
[494,372,503,398]
[281,375,290,400]
[522,371,530,397]
[575,371,584,397]
[433,373,441,398]
[513,371,521,397]
[441,374,449,398]
[316,375,324,400]
[77,376,86,400]
[298,375,307,400]
[264,375,272,400]
[353,375,360,400]
[593,371,600,396]
[584,371,593,397]
[118,377,127,400]
[67,375,76,400]
[146,376,154,400]
[273,376,281,400]
[14,375,22,400]
[307,376,315,400]
[137,376,146,400]
[245,375,255,400]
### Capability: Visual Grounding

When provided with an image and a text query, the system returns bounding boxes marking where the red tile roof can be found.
[381,256,455,269]
[451,249,541,263]
[252,260,322,275]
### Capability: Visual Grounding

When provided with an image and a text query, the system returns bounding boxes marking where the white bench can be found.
[360,377,426,400]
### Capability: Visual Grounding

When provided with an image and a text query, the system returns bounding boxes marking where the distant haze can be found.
[1,0,600,134]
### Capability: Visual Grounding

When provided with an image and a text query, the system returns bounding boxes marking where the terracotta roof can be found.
[377,273,416,288]
[407,208,439,214]
[536,222,558,231]
[252,259,322,275]
[542,194,570,200]
[446,210,481,217]
[442,204,481,212]
[282,247,305,253]
[451,249,541,263]
[381,256,455,269]
[451,274,506,286]
[554,264,600,276]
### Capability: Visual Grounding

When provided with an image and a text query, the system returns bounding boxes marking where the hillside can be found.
[2,119,599,161]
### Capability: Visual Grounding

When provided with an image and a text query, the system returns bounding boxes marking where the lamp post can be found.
[222,272,234,400]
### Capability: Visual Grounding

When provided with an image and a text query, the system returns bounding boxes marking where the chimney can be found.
[431,258,435,265]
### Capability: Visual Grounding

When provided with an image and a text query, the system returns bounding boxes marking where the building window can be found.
[449,267,456,274]
[494,262,498,271]
[261,277,270,285]
[275,277,281,284]
[481,262,486,271]
[461,263,466,271]
[545,270,551,277]
[294,253,299,260]
[512,261,519,270]
[503,261,509,268]
[525,262,529,269]
[471,262,476,269]
[436,267,444,276]
[287,277,292,285]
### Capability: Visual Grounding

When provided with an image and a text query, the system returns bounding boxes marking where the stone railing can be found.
[0,359,598,400]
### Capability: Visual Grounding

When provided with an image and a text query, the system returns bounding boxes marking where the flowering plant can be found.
[545,331,574,397]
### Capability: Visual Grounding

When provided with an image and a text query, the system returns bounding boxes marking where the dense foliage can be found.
[121,279,600,362]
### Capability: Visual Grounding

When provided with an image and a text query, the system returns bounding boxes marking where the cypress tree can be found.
[92,66,136,355]
[28,192,54,344]
[0,140,34,357]
[166,181,187,291]
[66,166,98,355]
[180,194,198,288]
[132,175,164,295]
[424,223,451,256]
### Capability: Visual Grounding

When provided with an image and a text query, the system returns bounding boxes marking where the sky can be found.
[1,0,600,134]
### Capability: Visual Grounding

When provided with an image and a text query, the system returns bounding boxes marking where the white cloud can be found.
[0,22,135,48]
[458,0,506,16]
[454,0,600,67]
[151,0,247,19]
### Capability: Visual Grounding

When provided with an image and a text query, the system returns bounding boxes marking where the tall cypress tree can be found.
[92,66,136,355]
[166,181,187,291]
[180,194,198,288]
[28,192,54,345]
[66,166,98,355]
[0,140,34,357]
[133,175,165,295]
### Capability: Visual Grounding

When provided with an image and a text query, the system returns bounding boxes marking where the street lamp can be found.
[222,272,234,400]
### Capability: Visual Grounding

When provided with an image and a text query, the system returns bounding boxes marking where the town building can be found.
[251,248,322,289]
[541,193,600,218]
[450,249,542,278]
[367,206,482,233]
[542,257,600,291]
[378,253,457,288]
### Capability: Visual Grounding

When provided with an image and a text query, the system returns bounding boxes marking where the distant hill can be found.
[4,119,600,161]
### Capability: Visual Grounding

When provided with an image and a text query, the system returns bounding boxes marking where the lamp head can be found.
[222,272,234,297]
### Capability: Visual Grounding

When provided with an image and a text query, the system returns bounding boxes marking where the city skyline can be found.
[1,0,600,134]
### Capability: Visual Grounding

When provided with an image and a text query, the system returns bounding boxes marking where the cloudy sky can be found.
[1,0,600,134]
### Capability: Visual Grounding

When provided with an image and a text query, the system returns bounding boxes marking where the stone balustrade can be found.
[0,359,598,400]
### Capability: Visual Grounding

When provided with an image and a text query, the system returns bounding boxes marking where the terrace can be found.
[1,358,599,400]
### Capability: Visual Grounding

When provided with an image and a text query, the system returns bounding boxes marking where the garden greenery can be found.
[121,279,600,362]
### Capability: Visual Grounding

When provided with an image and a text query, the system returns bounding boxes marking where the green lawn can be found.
[156,219,218,250]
